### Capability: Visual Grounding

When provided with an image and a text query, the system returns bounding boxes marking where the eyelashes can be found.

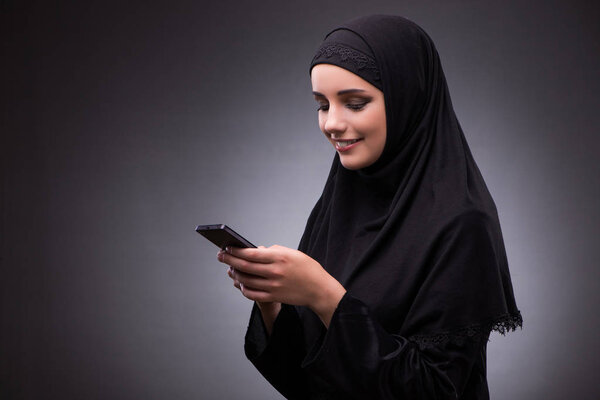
[347,102,368,111]
[317,101,369,112]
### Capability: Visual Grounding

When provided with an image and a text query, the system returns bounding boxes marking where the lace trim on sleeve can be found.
[408,311,523,350]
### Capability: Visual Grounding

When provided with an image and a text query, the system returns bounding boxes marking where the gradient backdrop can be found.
[2,1,599,399]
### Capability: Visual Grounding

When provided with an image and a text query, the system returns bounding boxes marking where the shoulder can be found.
[448,208,494,230]
[426,208,504,267]
[438,208,497,239]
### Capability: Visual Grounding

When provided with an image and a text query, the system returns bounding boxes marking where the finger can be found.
[239,284,272,302]
[221,252,271,277]
[226,267,240,287]
[226,246,275,264]
[230,267,253,281]
[227,266,236,280]
[231,269,271,291]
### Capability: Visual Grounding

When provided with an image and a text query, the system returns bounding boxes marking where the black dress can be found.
[245,296,490,399]
[243,15,521,400]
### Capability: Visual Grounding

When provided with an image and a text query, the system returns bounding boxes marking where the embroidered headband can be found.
[309,28,382,91]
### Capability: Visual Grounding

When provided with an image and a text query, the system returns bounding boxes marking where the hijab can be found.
[299,15,521,347]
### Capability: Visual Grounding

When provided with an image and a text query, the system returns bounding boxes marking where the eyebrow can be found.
[312,89,367,97]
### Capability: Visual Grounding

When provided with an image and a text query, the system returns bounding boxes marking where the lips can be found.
[334,138,362,152]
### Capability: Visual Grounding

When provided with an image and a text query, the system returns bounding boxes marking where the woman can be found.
[217,14,521,399]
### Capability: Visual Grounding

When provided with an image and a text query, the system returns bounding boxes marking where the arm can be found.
[301,214,511,399]
[302,293,487,399]
[243,302,310,400]
[223,249,282,335]
[217,245,487,398]
[219,245,346,328]
[218,245,345,398]
[255,301,281,336]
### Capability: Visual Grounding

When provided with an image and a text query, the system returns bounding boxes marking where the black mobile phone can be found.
[195,224,256,249]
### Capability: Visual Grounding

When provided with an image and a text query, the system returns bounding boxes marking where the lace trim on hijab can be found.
[311,43,381,82]
[408,311,523,350]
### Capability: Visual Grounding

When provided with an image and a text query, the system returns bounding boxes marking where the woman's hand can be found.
[217,245,346,327]
[222,246,282,334]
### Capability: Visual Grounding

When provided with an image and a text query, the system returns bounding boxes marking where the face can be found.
[311,64,386,170]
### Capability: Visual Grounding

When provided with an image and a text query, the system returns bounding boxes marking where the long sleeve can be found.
[244,303,310,400]
[301,293,489,400]
[245,294,489,400]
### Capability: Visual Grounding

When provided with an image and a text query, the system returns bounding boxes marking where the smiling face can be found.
[311,63,386,170]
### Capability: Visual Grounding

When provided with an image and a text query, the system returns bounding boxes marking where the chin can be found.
[339,157,372,170]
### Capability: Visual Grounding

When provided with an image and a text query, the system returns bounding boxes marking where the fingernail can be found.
[225,246,231,254]
[217,250,224,261]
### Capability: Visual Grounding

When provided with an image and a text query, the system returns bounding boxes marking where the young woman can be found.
[217,14,521,399]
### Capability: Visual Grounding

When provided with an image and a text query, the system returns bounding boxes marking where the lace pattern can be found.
[311,43,381,82]
[408,312,523,350]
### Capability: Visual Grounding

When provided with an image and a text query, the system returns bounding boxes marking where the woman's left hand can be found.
[218,245,346,326]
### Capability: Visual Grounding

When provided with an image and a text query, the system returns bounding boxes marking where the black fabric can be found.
[245,304,310,399]
[245,294,490,399]
[244,14,521,399]
[300,14,521,345]
[310,29,382,90]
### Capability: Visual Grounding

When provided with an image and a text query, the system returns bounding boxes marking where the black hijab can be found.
[299,15,521,347]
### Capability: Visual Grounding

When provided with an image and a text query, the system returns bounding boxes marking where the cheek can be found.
[377,116,387,144]
[318,116,329,136]
[360,109,386,155]
[361,110,384,136]
[378,130,387,151]
[376,127,387,153]
[372,108,387,148]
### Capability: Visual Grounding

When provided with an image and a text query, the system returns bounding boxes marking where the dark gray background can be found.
[2,0,599,399]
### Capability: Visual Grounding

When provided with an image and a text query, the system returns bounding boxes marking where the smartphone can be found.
[195,224,256,249]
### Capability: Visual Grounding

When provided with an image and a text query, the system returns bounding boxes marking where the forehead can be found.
[311,64,376,93]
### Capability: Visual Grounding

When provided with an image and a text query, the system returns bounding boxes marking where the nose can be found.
[323,104,347,136]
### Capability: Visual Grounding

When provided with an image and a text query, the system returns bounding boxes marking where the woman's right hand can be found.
[221,246,281,334]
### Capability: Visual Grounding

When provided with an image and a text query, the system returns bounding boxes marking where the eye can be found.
[317,103,329,112]
[346,99,370,111]
[346,102,367,111]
